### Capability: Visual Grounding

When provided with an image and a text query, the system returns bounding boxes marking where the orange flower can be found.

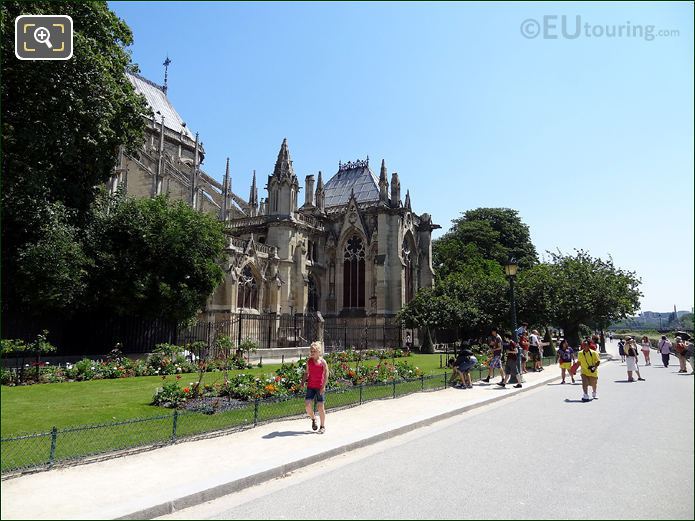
[183,387,190,393]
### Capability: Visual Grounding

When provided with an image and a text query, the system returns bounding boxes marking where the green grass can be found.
[0,355,559,473]
[0,365,281,436]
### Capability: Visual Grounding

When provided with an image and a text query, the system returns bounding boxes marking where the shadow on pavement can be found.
[262,430,313,439]
[564,398,591,403]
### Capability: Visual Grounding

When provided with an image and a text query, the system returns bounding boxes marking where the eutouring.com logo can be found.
[520,15,680,41]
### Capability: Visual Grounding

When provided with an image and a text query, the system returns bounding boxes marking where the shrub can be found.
[145,343,196,375]
[152,381,190,408]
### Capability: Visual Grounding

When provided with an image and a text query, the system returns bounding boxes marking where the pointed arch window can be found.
[402,237,414,304]
[308,275,319,312]
[343,235,365,308]
[237,265,258,309]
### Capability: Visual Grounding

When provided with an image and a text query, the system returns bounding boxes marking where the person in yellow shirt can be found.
[578,341,601,402]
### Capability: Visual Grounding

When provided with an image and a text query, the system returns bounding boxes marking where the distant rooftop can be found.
[324,158,380,208]
[127,72,194,140]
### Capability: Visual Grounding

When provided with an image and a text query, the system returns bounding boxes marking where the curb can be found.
[117,372,560,520]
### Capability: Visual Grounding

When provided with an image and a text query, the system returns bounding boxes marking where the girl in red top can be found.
[304,342,329,434]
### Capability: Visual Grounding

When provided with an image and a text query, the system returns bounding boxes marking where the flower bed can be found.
[151,351,422,410]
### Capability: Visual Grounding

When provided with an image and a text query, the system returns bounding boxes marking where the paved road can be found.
[161,348,694,520]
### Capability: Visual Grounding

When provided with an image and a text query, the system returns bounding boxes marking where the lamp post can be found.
[504,258,520,383]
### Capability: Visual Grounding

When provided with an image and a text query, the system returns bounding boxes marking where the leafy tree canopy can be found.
[1,1,147,312]
[83,194,226,322]
[433,208,538,279]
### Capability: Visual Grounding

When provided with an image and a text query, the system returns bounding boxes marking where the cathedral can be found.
[110,70,439,332]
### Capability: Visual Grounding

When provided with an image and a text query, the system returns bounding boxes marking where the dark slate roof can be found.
[127,72,195,140]
[324,159,379,208]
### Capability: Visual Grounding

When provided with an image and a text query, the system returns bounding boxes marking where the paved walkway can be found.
[1,365,570,520]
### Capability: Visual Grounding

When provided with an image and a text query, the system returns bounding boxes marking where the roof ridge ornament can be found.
[162,56,171,95]
[338,157,370,172]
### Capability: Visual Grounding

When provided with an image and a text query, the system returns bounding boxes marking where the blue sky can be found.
[110,1,694,313]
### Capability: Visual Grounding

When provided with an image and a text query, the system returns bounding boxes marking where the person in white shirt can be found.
[658,336,672,368]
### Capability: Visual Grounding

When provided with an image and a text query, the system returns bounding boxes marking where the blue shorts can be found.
[305,387,325,403]
[489,356,502,369]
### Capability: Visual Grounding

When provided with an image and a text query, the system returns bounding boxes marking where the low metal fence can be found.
[0,356,559,476]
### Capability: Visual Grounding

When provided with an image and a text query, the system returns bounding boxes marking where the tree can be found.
[1,1,147,314]
[83,195,226,322]
[433,208,538,278]
[398,288,459,353]
[546,250,641,347]
[14,202,91,314]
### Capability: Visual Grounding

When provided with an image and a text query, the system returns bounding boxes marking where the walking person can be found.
[497,337,522,388]
[519,331,530,374]
[658,335,672,368]
[481,328,505,383]
[529,329,543,372]
[405,332,412,354]
[556,339,576,384]
[674,336,689,373]
[578,340,601,402]
[303,342,329,434]
[617,338,626,363]
[640,336,652,366]
[625,338,645,382]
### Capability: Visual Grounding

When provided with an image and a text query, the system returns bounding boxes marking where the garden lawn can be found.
[1,355,449,437]
[0,365,281,436]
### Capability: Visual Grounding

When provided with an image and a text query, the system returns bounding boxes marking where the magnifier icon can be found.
[33,26,53,49]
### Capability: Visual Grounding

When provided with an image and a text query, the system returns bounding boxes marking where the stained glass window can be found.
[343,235,365,308]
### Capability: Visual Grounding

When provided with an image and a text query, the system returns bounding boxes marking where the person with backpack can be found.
[674,336,689,373]
[556,339,576,384]
[625,338,645,382]
[497,337,522,389]
[617,338,626,363]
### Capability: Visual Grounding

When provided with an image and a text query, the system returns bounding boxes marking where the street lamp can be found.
[504,257,520,383]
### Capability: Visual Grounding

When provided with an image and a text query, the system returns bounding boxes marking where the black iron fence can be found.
[4,311,481,357]
[2,313,320,356]
[323,317,403,351]
[0,355,560,476]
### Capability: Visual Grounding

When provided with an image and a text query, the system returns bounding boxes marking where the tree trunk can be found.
[421,327,435,354]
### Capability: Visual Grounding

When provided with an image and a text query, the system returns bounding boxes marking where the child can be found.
[481,337,504,383]
[303,342,329,434]
[556,339,575,384]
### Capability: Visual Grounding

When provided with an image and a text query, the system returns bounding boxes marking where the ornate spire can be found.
[404,189,411,210]
[379,159,389,203]
[249,170,258,215]
[272,138,296,180]
[315,171,325,213]
[221,157,230,221]
[162,56,171,94]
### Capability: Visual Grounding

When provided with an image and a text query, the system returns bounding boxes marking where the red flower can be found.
[275,376,281,382]
[183,387,190,393]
